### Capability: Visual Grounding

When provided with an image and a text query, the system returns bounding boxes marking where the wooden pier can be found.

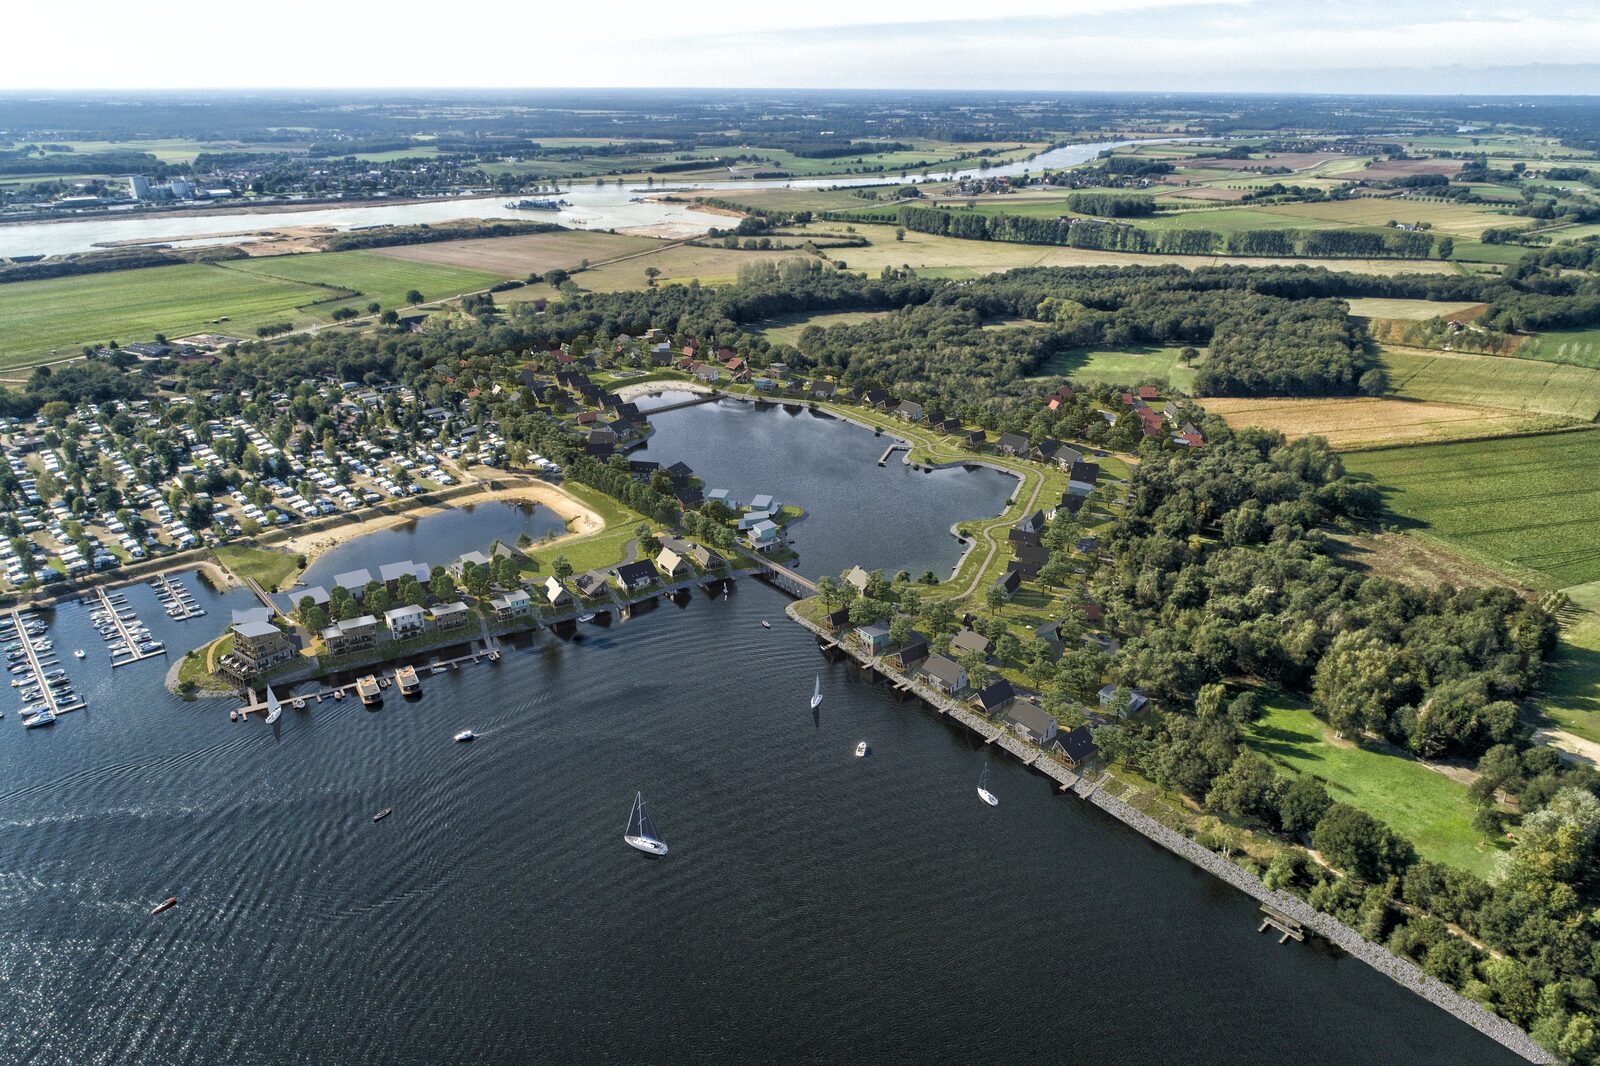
[5,608,86,716]
[235,640,501,718]
[1259,906,1305,944]
[878,443,908,466]
[94,587,166,667]
[635,391,723,416]
[753,559,818,597]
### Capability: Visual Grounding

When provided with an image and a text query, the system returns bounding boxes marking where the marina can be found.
[88,587,165,667]
[5,608,85,720]
[149,574,206,621]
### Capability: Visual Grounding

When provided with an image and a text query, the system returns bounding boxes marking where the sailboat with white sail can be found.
[810,675,823,710]
[624,791,669,856]
[263,685,282,725]
[977,761,999,807]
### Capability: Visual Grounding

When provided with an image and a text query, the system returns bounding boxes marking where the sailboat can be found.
[263,686,281,725]
[977,761,1000,807]
[809,675,823,710]
[624,791,669,856]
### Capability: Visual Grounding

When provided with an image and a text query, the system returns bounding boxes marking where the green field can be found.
[1245,696,1501,876]
[0,252,506,367]
[1515,326,1600,370]
[755,310,893,346]
[1540,580,1600,744]
[1380,347,1600,420]
[213,545,302,592]
[218,251,502,313]
[1032,345,1197,392]
[1345,429,1600,589]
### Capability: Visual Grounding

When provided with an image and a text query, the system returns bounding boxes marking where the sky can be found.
[4,0,1598,94]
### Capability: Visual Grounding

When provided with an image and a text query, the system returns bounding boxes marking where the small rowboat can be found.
[150,896,178,916]
[372,808,393,823]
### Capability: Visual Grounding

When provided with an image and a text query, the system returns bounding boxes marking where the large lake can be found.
[0,403,1523,1064]
[632,391,1016,581]
[0,138,1165,258]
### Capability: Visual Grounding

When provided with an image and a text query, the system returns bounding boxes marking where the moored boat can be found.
[396,665,420,696]
[263,686,282,725]
[356,676,382,706]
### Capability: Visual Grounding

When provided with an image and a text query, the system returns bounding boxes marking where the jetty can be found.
[635,391,723,416]
[150,573,205,621]
[5,608,86,716]
[783,601,1554,1065]
[234,641,504,717]
[752,558,818,597]
[878,443,907,466]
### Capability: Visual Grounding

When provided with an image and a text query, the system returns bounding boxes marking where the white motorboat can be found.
[24,709,56,729]
[810,675,823,710]
[624,791,669,856]
[855,741,868,758]
[977,762,1000,807]
[72,649,85,659]
[263,686,282,726]
[454,729,477,742]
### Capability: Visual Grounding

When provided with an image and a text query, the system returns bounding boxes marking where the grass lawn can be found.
[1344,429,1600,589]
[1380,347,1600,421]
[1448,240,1528,265]
[213,545,303,592]
[1539,579,1600,745]
[218,251,503,311]
[756,310,892,346]
[520,481,645,576]
[1515,326,1600,370]
[1245,696,1502,877]
[1031,345,1197,392]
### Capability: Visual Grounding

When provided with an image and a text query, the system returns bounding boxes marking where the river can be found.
[0,404,1524,1064]
[0,138,1160,259]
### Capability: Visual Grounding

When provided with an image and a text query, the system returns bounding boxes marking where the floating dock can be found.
[5,608,86,717]
[92,587,165,666]
[150,573,205,621]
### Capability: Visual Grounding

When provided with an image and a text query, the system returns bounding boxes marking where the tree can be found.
[405,289,424,305]
[645,266,662,286]
[1277,775,1332,834]
[816,575,842,611]
[985,584,1005,618]
[552,556,573,581]
[429,566,457,599]
[1312,803,1414,882]
[1205,752,1282,823]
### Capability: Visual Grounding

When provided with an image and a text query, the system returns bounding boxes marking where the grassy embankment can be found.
[212,544,303,592]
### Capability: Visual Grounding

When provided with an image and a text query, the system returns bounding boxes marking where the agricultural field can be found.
[1031,346,1197,391]
[690,187,909,215]
[1538,579,1600,748]
[1344,429,1600,589]
[0,263,336,366]
[1444,239,1529,265]
[1380,347,1600,420]
[755,310,893,347]
[1202,396,1552,449]
[1244,696,1500,876]
[0,251,508,367]
[368,230,659,277]
[1252,196,1518,238]
[218,251,504,311]
[1515,326,1600,370]
[1344,298,1485,321]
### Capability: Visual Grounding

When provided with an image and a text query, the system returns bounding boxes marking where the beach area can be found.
[273,477,603,568]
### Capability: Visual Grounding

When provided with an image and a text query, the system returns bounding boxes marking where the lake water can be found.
[295,500,566,593]
[632,392,1016,581]
[0,403,1523,1064]
[0,138,1160,258]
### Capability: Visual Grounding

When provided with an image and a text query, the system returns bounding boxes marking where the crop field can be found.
[1515,326,1600,370]
[1345,298,1485,321]
[0,264,334,366]
[370,230,660,276]
[694,187,903,214]
[1254,197,1516,237]
[218,251,503,310]
[1446,240,1529,265]
[1540,580,1600,745]
[1344,429,1600,589]
[756,310,892,347]
[1380,347,1600,419]
[1202,396,1549,449]
[1245,696,1499,876]
[1031,346,1196,391]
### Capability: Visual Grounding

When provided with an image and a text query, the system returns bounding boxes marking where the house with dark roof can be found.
[808,380,837,400]
[860,389,890,409]
[890,637,930,670]
[1031,439,1062,463]
[614,561,657,592]
[1008,541,1051,579]
[1098,685,1149,716]
[929,416,963,434]
[973,679,1018,715]
[1009,525,1041,549]
[992,570,1021,600]
[1049,725,1099,769]
[1016,510,1046,534]
[950,628,990,659]
[688,544,725,571]
[822,607,852,632]
[1067,461,1100,496]
[962,430,987,449]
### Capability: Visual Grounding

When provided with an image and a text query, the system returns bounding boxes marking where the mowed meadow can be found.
[1344,429,1600,590]
[0,252,507,369]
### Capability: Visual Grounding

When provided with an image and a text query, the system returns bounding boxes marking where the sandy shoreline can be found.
[273,479,604,568]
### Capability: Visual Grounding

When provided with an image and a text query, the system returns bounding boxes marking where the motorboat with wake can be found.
[624,791,669,856]
[454,729,477,742]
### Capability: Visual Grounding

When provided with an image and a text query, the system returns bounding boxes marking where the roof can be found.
[950,629,990,656]
[231,605,273,626]
[491,590,532,609]
[975,679,1018,713]
[379,560,427,584]
[385,605,425,623]
[919,653,966,688]
[615,560,656,585]
[232,620,281,640]
[334,568,374,591]
[1053,725,1099,763]
[433,600,469,616]
[1002,700,1055,736]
